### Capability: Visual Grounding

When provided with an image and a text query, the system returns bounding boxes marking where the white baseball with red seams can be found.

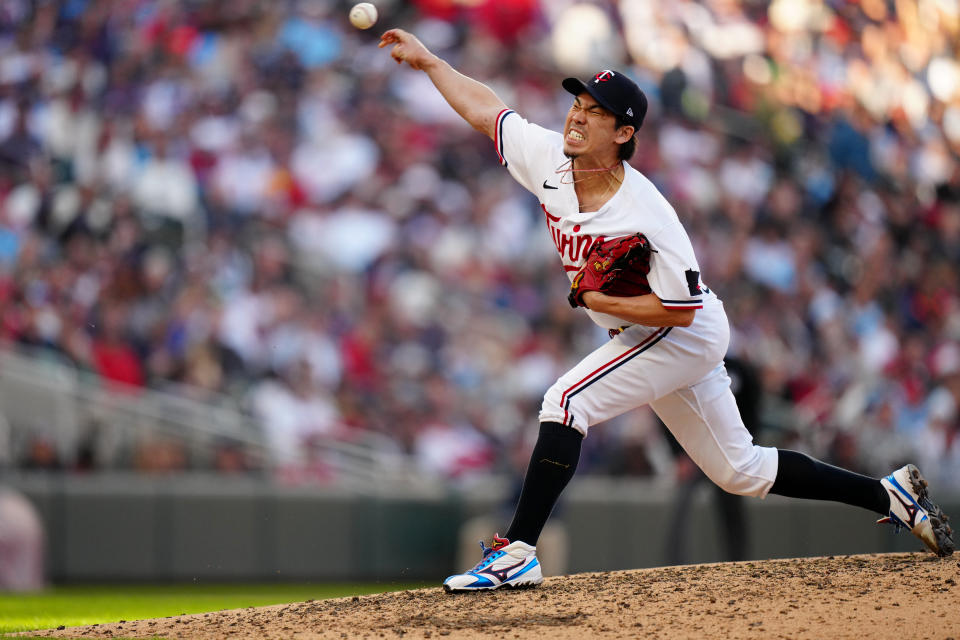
[494,106,779,498]
[349,3,378,29]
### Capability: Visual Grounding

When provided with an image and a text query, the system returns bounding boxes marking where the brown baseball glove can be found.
[568,233,655,308]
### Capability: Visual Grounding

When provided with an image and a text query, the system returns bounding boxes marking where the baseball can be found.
[349,3,377,29]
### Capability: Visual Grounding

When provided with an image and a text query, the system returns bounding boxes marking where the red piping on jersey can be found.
[559,327,668,427]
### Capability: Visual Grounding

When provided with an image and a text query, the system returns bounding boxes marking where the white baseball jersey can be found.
[494,109,719,331]
[493,108,778,498]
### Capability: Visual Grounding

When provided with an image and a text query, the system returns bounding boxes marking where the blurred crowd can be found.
[0,0,958,489]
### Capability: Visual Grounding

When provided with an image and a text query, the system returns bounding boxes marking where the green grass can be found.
[0,582,425,634]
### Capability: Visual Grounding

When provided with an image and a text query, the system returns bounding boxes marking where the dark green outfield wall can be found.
[6,474,954,582]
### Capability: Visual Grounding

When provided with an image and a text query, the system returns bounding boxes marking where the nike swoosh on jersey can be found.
[543,180,559,189]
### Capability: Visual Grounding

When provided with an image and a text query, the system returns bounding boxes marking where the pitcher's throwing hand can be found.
[378,29,435,70]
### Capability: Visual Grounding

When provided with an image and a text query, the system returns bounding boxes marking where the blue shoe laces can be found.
[469,539,507,572]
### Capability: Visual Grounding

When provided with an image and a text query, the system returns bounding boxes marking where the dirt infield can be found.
[25,552,960,640]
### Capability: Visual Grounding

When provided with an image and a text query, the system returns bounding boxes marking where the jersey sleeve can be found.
[646,223,705,310]
[494,109,561,194]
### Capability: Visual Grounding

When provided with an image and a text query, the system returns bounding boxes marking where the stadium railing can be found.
[0,347,427,494]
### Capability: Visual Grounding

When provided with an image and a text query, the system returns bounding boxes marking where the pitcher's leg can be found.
[504,422,582,546]
[524,326,710,547]
[654,366,954,556]
[770,450,887,513]
[651,366,778,497]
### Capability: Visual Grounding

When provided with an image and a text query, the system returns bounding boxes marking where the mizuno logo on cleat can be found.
[477,558,529,583]
[891,491,922,528]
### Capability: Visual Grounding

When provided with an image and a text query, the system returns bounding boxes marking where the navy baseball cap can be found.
[562,70,648,130]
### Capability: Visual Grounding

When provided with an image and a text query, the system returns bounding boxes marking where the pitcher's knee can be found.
[712,468,764,496]
[703,446,778,497]
[540,384,590,434]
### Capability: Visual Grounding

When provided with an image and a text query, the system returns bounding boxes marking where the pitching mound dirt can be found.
[22,552,960,640]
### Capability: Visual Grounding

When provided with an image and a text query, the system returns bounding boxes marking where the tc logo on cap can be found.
[594,70,615,83]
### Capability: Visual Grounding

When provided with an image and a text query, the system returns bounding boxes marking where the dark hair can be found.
[614,114,637,160]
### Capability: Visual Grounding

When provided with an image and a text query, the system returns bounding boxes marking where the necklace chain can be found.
[555,159,623,210]
[555,158,621,185]
[578,177,618,211]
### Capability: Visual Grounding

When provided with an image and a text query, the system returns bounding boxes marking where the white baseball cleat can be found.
[443,534,543,592]
[878,464,955,557]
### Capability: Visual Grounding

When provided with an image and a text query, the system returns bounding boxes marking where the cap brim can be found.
[561,77,621,119]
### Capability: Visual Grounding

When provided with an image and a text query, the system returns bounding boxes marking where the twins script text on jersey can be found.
[543,206,596,270]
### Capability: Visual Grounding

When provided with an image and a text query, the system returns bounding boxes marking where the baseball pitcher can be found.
[379,29,954,592]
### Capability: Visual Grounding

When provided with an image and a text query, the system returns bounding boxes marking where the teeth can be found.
[569,130,584,141]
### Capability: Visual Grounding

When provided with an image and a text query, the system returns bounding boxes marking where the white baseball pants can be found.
[539,302,778,497]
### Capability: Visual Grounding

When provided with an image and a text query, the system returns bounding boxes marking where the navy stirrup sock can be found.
[505,421,583,546]
[770,449,889,515]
